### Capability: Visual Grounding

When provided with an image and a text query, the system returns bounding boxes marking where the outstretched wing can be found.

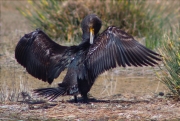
[86,26,161,81]
[15,29,68,84]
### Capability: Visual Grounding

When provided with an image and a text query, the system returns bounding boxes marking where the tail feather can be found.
[33,87,66,101]
[49,90,65,100]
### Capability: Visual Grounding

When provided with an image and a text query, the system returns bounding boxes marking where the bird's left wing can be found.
[86,26,161,81]
[15,29,69,84]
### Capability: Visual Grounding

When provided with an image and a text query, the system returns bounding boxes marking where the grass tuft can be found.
[159,25,180,100]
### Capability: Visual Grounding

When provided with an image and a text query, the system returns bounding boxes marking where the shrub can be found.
[17,0,177,49]
[159,25,180,100]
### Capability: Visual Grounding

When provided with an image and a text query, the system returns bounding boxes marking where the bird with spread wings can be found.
[15,14,161,103]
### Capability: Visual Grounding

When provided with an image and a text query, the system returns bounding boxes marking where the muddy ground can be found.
[0,1,180,121]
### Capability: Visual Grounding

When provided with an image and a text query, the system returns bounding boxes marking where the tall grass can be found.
[17,0,177,49]
[159,24,180,100]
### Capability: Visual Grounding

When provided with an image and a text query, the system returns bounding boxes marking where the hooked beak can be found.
[90,27,94,44]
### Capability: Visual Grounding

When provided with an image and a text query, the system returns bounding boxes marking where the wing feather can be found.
[86,26,161,81]
[15,29,68,84]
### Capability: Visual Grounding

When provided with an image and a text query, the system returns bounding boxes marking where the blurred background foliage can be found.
[17,0,178,49]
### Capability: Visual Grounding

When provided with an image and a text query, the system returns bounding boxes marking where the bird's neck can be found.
[82,33,97,43]
[82,32,90,42]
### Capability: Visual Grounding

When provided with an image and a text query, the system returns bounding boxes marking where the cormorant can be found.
[15,14,161,103]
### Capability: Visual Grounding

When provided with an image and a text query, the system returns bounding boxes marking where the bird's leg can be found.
[74,95,78,103]
[82,94,88,103]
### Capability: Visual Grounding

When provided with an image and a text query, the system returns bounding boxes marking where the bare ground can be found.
[0,94,180,121]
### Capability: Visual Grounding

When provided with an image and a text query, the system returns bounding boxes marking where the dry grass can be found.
[0,94,180,120]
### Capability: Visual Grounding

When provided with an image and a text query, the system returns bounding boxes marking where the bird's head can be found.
[81,14,102,44]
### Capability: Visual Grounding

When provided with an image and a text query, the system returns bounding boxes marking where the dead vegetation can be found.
[0,94,180,120]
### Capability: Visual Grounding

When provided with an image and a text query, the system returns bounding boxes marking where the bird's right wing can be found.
[86,26,162,81]
[15,29,69,84]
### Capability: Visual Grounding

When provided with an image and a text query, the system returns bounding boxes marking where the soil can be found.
[0,94,180,121]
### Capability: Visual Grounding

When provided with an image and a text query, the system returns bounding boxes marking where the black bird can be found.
[15,14,161,103]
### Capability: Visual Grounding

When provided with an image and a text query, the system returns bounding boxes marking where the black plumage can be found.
[15,14,161,103]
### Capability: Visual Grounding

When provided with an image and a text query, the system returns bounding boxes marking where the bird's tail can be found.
[33,87,66,101]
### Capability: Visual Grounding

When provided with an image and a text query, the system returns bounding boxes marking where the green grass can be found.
[17,0,178,49]
[159,24,180,99]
